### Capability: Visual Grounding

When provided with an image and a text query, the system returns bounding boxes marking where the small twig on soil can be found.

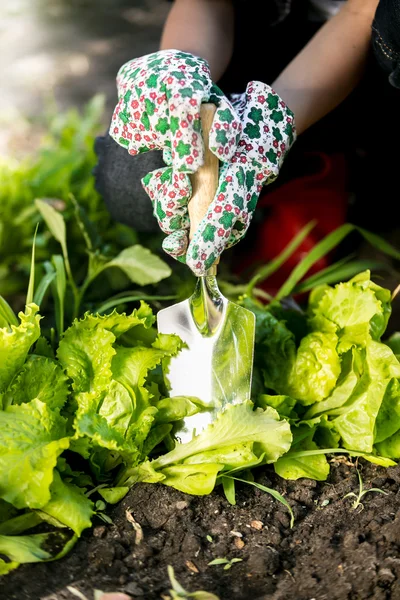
[67,587,89,600]
[125,508,143,544]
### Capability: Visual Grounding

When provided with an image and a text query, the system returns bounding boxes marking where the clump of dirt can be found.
[3,460,400,600]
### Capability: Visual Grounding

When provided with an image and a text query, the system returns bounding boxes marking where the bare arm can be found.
[160,0,234,81]
[272,0,379,135]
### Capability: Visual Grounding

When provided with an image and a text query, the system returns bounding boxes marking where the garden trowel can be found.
[157,104,255,443]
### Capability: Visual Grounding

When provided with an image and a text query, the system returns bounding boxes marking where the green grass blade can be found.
[246,220,316,295]
[357,227,400,261]
[96,293,177,314]
[0,296,19,328]
[26,224,39,305]
[45,256,66,337]
[275,224,355,300]
[224,475,294,528]
[294,259,387,293]
[33,271,57,307]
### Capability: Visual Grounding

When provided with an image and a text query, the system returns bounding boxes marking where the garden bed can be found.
[3,460,400,600]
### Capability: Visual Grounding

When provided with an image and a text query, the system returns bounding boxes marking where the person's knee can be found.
[93,134,163,232]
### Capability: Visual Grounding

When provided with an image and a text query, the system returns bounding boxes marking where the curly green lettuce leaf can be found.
[76,301,155,338]
[257,310,296,393]
[0,559,19,575]
[375,378,400,444]
[40,470,93,536]
[375,430,400,459]
[160,463,223,495]
[2,356,69,410]
[57,319,116,395]
[286,332,340,405]
[329,342,400,453]
[153,402,291,470]
[98,487,129,504]
[274,436,330,481]
[0,399,70,509]
[0,530,76,565]
[0,304,41,392]
[257,394,297,419]
[309,271,391,352]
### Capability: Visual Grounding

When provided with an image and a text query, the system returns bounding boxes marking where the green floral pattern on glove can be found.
[109,50,241,253]
[185,81,296,275]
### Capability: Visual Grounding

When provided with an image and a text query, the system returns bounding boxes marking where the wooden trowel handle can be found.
[188,104,220,244]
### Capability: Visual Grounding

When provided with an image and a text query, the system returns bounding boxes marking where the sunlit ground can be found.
[0,0,167,154]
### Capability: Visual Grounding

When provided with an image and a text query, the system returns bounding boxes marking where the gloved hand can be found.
[181,82,296,274]
[109,49,241,255]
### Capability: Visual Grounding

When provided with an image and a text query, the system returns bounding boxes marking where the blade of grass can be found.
[0,296,19,328]
[26,224,39,305]
[45,256,66,337]
[33,271,57,307]
[246,220,316,295]
[294,259,387,294]
[275,224,400,300]
[97,293,177,314]
[223,475,294,528]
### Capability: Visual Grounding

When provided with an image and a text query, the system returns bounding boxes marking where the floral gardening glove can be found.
[184,81,296,275]
[109,49,242,255]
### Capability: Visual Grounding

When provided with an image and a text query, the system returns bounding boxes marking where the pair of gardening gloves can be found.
[110,50,296,276]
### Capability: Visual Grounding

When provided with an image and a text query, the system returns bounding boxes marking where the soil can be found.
[3,459,400,600]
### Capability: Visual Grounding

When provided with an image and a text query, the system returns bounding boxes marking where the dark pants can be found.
[93,0,400,234]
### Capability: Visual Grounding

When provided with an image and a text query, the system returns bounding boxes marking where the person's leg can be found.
[93,133,163,232]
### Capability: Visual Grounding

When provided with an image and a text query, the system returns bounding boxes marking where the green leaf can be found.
[276,225,400,300]
[26,224,39,305]
[309,271,391,352]
[160,463,223,495]
[226,476,294,528]
[96,293,176,314]
[98,487,129,504]
[2,355,69,410]
[303,348,362,420]
[77,301,155,338]
[294,259,387,294]
[386,332,400,356]
[374,378,400,444]
[0,303,41,392]
[35,199,67,254]
[0,399,70,509]
[0,530,76,564]
[154,396,204,424]
[285,332,341,405]
[33,270,56,307]
[152,402,292,470]
[247,221,316,294]
[331,342,400,453]
[0,296,18,329]
[41,470,93,536]
[0,559,19,575]
[276,224,355,300]
[221,476,236,505]
[0,512,42,535]
[104,245,171,286]
[274,436,330,481]
[57,317,116,394]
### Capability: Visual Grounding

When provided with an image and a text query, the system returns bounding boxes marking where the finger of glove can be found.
[167,84,211,173]
[188,161,260,269]
[185,173,246,276]
[209,95,242,162]
[141,167,191,235]
[162,229,189,258]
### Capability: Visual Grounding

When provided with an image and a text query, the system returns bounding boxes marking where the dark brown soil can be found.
[2,460,400,600]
